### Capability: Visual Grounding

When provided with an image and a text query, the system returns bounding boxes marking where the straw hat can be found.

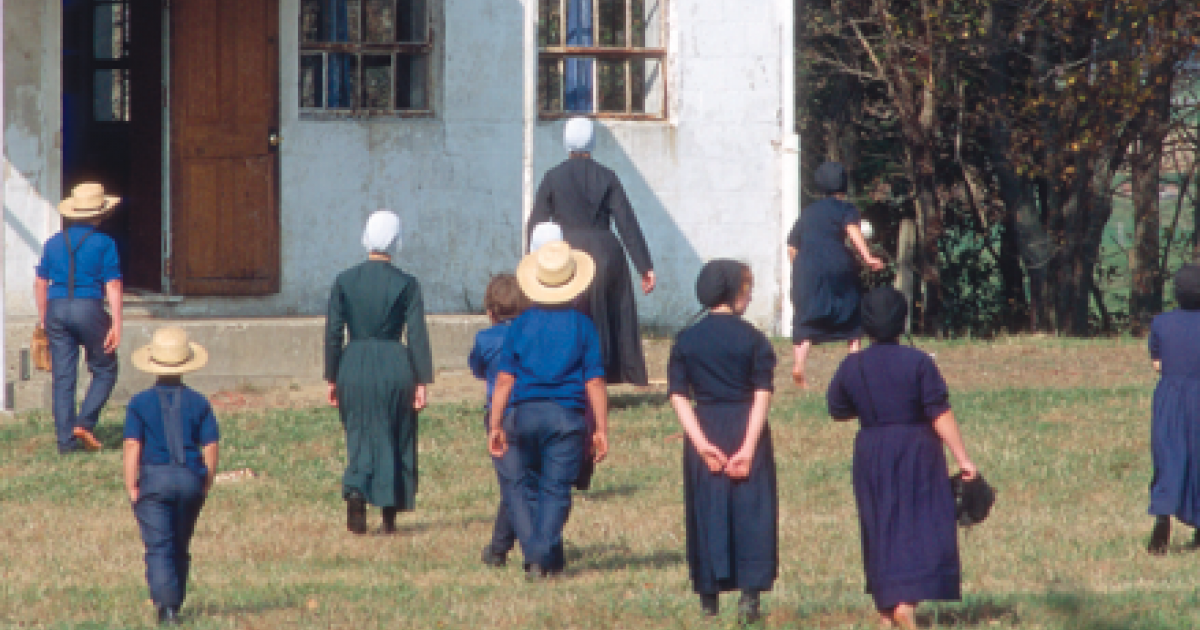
[516,240,595,305]
[58,182,120,220]
[131,327,209,375]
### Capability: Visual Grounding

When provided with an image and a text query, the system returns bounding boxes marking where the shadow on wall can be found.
[534,121,705,333]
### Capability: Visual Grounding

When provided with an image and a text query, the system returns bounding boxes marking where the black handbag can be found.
[857,353,994,528]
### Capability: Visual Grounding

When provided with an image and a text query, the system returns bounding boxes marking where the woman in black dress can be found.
[788,162,884,388]
[826,288,977,629]
[669,260,777,624]
[325,210,434,535]
[527,117,655,386]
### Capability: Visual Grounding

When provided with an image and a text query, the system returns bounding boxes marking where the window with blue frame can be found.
[539,0,666,118]
[299,0,432,114]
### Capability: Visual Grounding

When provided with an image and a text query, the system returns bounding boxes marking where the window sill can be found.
[298,110,436,121]
[539,112,666,122]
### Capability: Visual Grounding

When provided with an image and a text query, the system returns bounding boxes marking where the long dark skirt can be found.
[853,424,960,610]
[565,227,648,386]
[336,339,418,509]
[1149,377,1200,525]
[684,401,778,594]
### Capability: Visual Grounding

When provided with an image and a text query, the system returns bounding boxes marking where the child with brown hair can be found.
[470,274,530,566]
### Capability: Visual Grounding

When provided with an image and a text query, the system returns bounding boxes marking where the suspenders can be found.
[62,226,97,299]
[155,387,188,467]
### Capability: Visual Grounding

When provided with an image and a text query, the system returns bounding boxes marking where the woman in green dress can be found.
[325,210,434,535]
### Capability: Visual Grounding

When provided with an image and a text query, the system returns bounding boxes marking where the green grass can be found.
[0,339,1192,629]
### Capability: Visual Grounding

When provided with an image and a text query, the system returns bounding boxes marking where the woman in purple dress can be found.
[1146,264,1200,553]
[826,287,977,629]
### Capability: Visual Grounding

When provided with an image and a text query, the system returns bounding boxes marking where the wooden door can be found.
[170,0,279,295]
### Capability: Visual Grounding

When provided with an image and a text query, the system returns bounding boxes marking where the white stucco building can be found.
[5,0,798,333]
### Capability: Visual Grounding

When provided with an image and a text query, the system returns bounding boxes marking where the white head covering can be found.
[564,117,595,154]
[529,222,564,252]
[362,209,402,254]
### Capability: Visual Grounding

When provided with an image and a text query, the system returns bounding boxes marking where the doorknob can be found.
[268,129,282,149]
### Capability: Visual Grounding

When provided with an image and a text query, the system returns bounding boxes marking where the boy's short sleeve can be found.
[580,316,604,381]
[468,337,488,379]
[495,319,520,377]
[99,238,122,283]
[123,396,146,441]
[197,400,220,446]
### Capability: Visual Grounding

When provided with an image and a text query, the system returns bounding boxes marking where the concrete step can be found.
[4,314,490,412]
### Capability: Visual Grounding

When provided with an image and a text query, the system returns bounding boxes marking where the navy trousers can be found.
[498,401,585,572]
[45,298,117,453]
[133,465,206,608]
[486,410,518,555]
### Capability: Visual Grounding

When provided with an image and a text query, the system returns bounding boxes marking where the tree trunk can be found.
[894,217,918,333]
[1129,141,1163,332]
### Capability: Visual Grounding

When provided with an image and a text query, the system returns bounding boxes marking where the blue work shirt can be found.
[36,226,122,299]
[496,307,604,411]
[124,385,220,478]
[469,320,513,410]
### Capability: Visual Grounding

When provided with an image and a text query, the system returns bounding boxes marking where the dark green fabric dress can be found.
[325,261,434,510]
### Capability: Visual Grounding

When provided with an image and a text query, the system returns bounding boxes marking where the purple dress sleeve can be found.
[826,359,858,420]
[918,354,952,421]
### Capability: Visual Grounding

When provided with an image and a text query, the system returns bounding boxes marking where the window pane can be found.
[538,59,564,112]
[93,69,129,121]
[639,0,663,48]
[636,57,664,115]
[597,59,625,112]
[564,57,593,112]
[346,0,362,43]
[362,55,392,108]
[538,0,563,47]
[396,54,428,109]
[396,0,426,43]
[93,3,128,60]
[597,0,625,47]
[300,0,323,42]
[364,0,395,43]
[327,53,359,108]
[300,54,325,108]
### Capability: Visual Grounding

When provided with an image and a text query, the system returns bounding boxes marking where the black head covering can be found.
[814,162,848,195]
[695,259,747,309]
[1177,264,1200,310]
[861,287,908,341]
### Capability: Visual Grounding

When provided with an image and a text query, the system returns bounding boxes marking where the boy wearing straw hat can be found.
[35,182,124,454]
[487,240,610,578]
[123,327,219,626]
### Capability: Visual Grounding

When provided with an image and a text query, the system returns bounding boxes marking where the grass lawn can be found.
[1,337,1196,629]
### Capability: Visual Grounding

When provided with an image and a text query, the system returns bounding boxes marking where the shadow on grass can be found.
[904,591,1196,630]
[609,392,666,410]
[94,423,125,449]
[578,483,641,501]
[564,542,684,574]
[916,598,1020,627]
[398,514,495,534]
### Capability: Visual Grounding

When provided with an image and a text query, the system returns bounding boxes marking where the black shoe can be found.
[1192,527,1200,550]
[346,491,367,535]
[524,563,560,581]
[481,545,507,567]
[737,591,762,625]
[1148,516,1171,555]
[157,606,181,626]
[376,507,398,535]
[699,593,719,616]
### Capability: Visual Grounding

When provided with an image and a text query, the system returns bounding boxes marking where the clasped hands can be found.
[696,441,753,480]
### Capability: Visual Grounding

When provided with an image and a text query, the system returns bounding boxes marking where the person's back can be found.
[1150,309,1200,380]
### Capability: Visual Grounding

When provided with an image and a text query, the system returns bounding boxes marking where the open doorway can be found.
[62,0,164,292]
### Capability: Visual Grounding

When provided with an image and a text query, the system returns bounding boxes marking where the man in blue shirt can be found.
[34,183,124,454]
[488,241,610,578]
[124,327,219,626]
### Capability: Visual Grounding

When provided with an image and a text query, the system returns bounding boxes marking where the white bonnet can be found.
[529,222,564,252]
[564,117,595,154]
[362,209,402,254]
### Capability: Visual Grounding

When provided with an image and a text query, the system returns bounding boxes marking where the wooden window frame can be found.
[298,0,436,119]
[538,0,668,121]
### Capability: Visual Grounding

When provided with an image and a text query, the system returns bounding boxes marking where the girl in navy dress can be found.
[788,162,884,388]
[827,287,977,630]
[669,260,777,625]
[1147,264,1200,553]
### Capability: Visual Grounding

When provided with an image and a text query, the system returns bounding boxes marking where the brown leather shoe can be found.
[73,427,102,452]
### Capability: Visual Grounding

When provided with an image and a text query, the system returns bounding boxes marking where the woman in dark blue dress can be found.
[1146,264,1200,553]
[788,162,884,388]
[669,260,777,625]
[826,288,977,629]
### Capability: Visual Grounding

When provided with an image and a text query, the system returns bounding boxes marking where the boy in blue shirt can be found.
[487,241,609,578]
[470,274,528,567]
[123,327,219,626]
